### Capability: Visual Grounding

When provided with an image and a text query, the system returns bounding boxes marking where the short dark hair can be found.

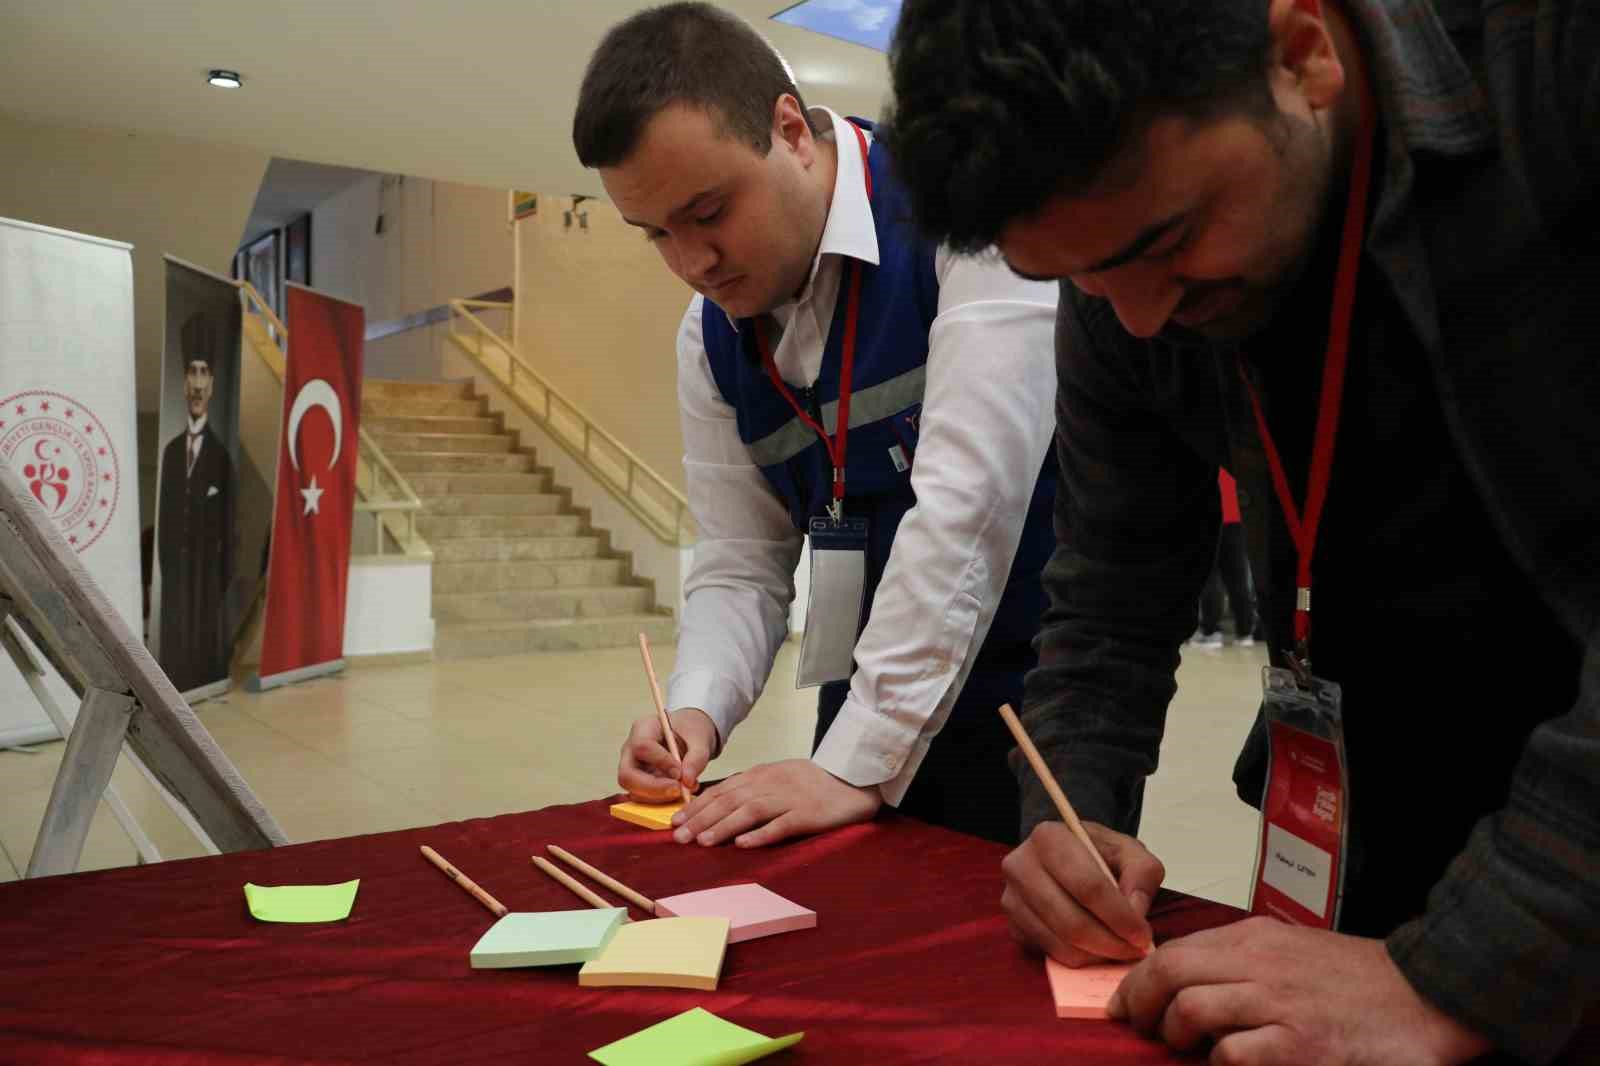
[883,1,1275,252]
[573,2,814,169]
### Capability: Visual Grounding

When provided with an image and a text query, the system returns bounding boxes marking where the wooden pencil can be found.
[638,632,692,803]
[532,856,629,919]
[419,845,508,918]
[547,844,657,914]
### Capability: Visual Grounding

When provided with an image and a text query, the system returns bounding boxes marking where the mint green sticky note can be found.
[588,1007,804,1066]
[244,880,360,923]
[470,908,627,968]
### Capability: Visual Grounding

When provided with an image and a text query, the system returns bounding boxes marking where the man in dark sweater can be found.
[886,1,1597,1062]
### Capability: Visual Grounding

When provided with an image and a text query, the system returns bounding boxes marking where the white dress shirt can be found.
[666,107,1059,804]
[186,414,208,476]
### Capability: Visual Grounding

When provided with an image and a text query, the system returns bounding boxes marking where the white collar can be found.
[807,105,880,272]
[188,415,208,435]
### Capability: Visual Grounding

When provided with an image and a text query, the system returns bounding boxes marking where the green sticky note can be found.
[244,880,360,923]
[470,908,627,968]
[588,1007,804,1066]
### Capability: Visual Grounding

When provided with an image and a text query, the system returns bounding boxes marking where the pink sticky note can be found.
[654,883,816,944]
[1045,958,1136,1019]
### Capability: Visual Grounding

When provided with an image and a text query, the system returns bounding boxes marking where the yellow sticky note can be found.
[610,799,685,831]
[244,880,360,923]
[579,916,731,991]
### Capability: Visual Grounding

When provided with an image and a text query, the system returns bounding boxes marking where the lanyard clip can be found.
[826,498,844,524]
[1287,639,1314,688]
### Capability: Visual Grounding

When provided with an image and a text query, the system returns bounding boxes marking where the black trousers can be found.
[1199,522,1254,636]
[816,671,1023,846]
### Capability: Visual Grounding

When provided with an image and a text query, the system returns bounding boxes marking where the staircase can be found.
[361,379,675,658]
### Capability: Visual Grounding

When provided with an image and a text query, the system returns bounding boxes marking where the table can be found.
[0,795,1245,1064]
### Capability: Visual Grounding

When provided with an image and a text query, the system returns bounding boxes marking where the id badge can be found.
[1249,666,1350,930]
[796,516,869,688]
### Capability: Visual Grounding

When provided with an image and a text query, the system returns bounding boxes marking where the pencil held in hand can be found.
[638,632,692,803]
[996,704,1152,957]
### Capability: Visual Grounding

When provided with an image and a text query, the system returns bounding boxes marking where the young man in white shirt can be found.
[572,2,1059,847]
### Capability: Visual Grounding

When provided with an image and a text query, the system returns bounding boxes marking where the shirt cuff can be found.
[666,669,747,753]
[811,695,933,805]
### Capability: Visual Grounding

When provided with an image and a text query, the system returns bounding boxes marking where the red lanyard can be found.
[754,120,873,523]
[1239,81,1376,678]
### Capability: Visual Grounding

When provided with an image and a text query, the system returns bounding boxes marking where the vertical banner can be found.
[254,283,364,689]
[0,217,139,747]
[152,257,244,699]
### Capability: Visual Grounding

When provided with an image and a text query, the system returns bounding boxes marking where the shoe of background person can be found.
[1193,630,1224,649]
[1237,633,1256,648]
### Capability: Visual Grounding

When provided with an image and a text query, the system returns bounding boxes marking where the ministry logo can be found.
[0,389,121,553]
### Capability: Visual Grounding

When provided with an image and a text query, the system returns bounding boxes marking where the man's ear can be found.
[772,93,815,161]
[1266,0,1346,113]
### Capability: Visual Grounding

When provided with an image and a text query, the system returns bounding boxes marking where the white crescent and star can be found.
[286,379,343,516]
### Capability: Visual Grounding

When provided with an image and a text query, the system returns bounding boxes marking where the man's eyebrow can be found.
[1080,214,1186,274]
[621,189,721,229]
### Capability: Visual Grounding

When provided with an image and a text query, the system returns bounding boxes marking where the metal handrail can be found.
[446,299,694,546]
[237,282,430,558]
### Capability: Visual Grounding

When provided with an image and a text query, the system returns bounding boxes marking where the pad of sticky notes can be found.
[1046,958,1136,1019]
[610,799,685,831]
[470,907,627,968]
[655,883,815,943]
[243,880,360,923]
[588,1007,803,1066]
[579,916,731,991]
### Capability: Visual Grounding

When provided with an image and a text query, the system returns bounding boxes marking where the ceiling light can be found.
[207,70,243,89]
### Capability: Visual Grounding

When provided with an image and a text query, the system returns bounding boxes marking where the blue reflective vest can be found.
[701,120,1056,737]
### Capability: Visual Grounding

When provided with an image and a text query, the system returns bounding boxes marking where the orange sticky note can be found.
[610,799,685,831]
[1045,958,1135,1019]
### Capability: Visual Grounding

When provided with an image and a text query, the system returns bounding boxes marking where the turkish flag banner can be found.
[256,283,364,685]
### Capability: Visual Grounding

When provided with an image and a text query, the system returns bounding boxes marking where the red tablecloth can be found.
[0,796,1245,1064]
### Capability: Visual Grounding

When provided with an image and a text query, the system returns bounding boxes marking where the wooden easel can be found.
[0,460,285,877]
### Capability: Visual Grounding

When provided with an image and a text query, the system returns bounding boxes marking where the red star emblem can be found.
[68,535,78,545]
[102,473,111,482]
[39,401,50,412]
[88,520,96,530]
[14,405,23,415]
[65,409,75,418]
[98,447,107,457]
[84,425,93,435]
[99,499,108,508]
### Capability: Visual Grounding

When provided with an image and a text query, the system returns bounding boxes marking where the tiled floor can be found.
[0,639,1267,906]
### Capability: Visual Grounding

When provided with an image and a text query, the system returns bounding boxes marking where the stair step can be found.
[435,614,677,658]
[365,415,500,435]
[391,451,539,473]
[424,493,564,516]
[433,585,652,623]
[429,535,604,562]
[407,471,551,495]
[364,378,474,400]
[371,430,513,454]
[416,513,583,539]
[432,557,626,594]
[363,396,486,418]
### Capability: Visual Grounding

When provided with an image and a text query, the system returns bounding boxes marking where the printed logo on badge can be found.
[0,389,121,553]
